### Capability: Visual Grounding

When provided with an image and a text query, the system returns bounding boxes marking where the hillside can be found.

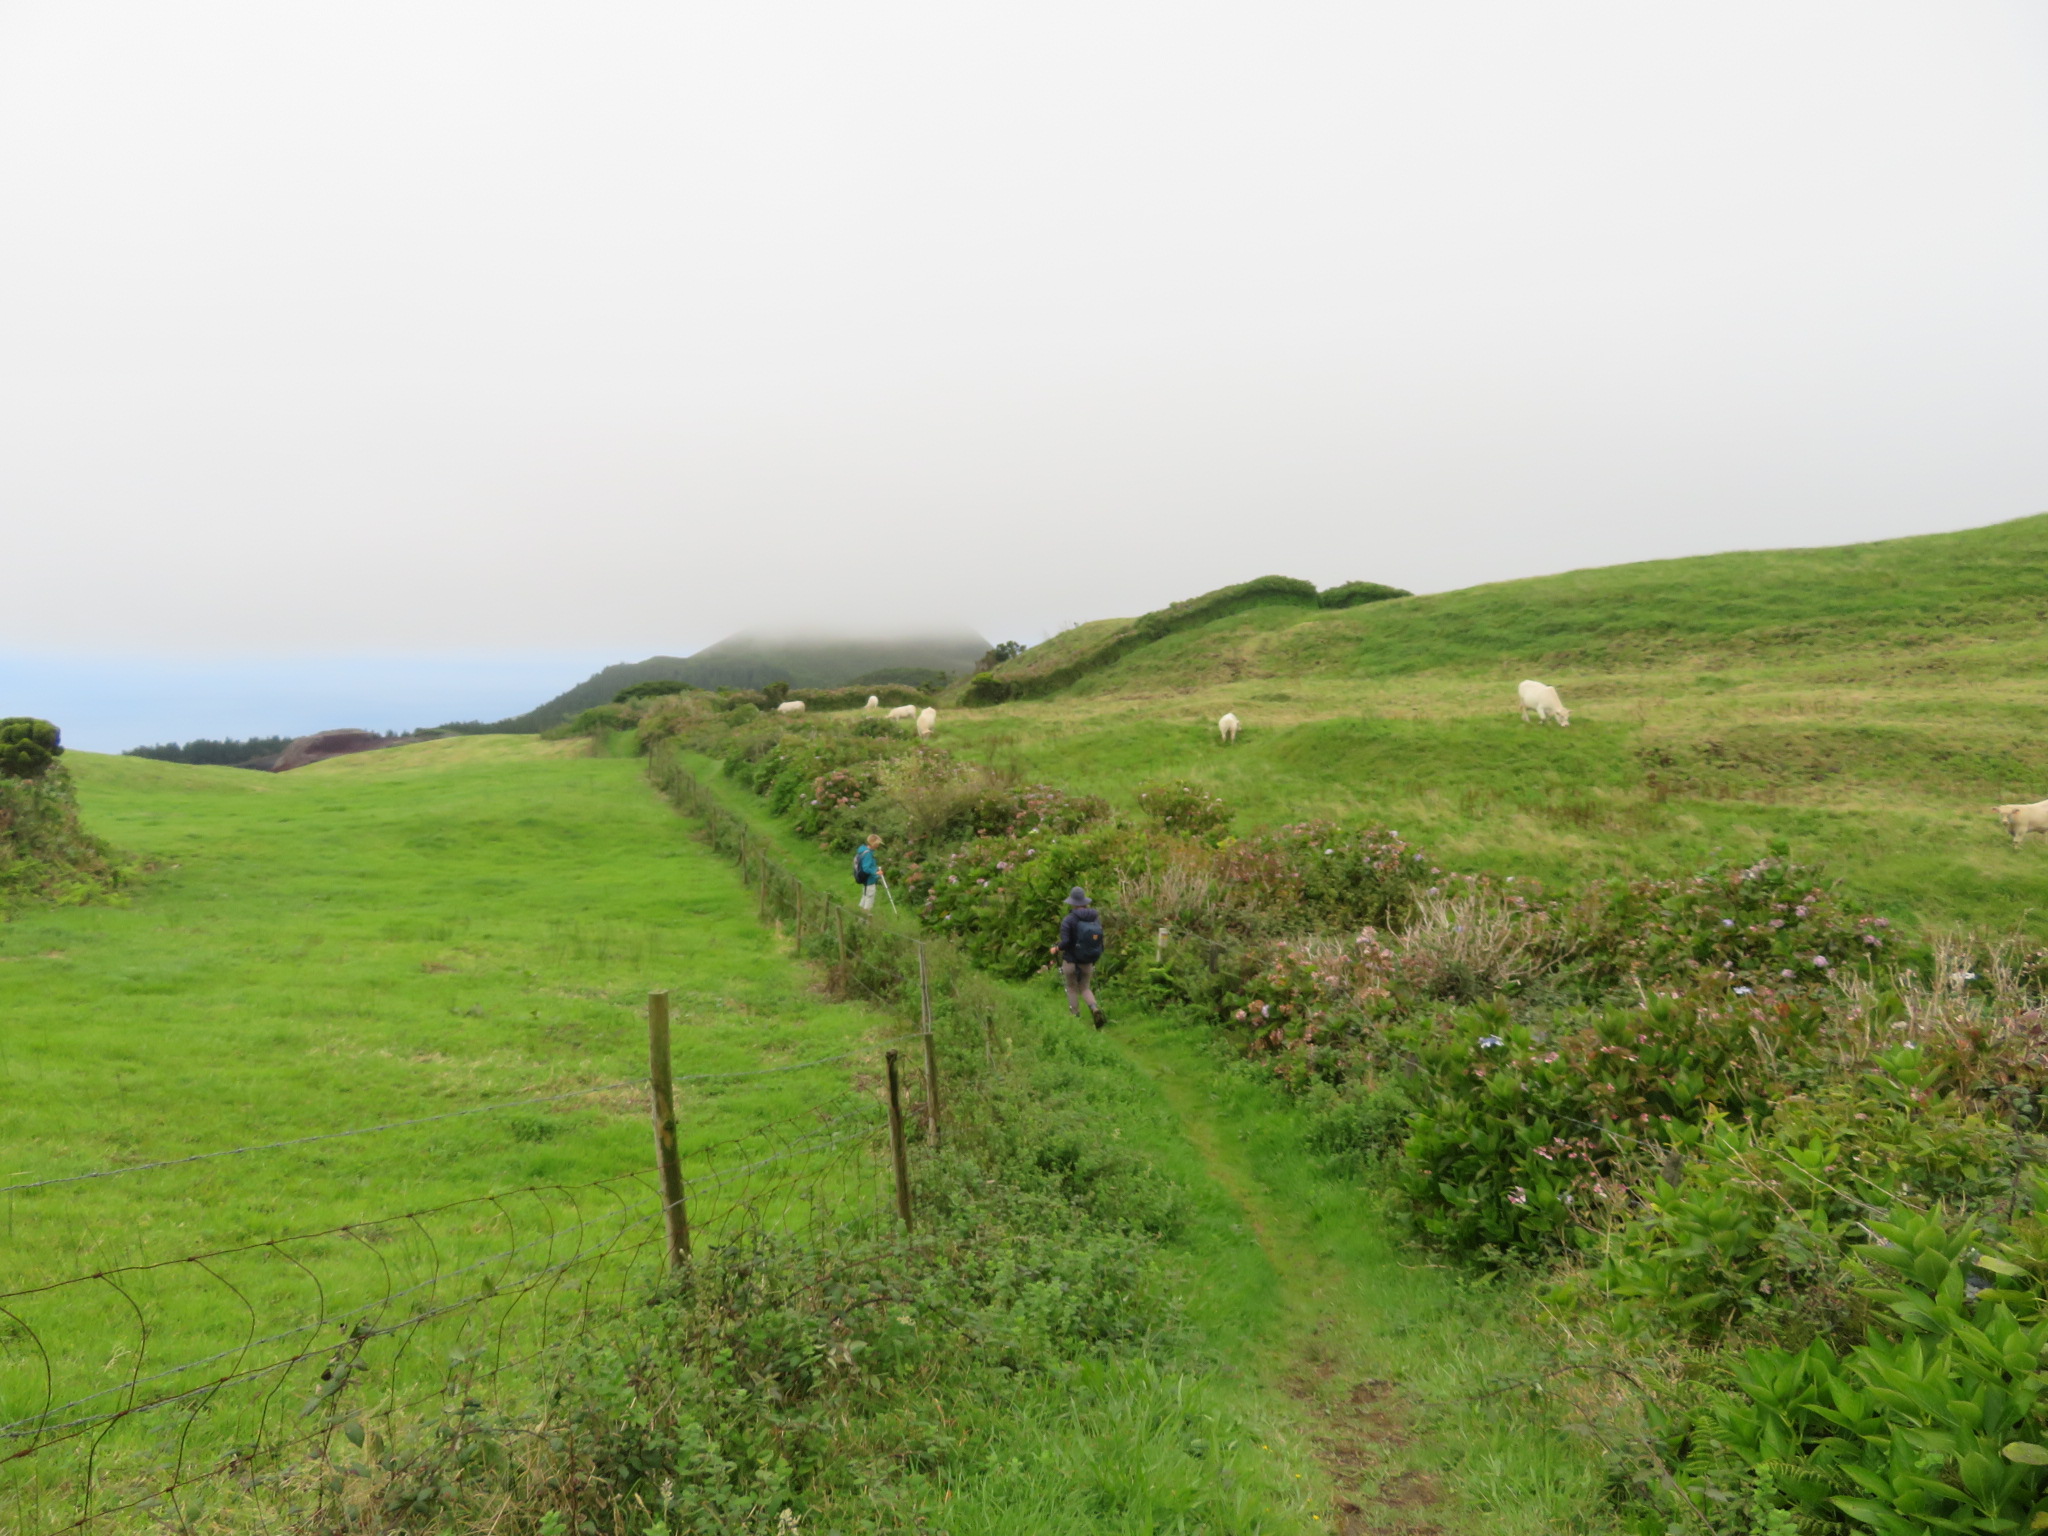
[1008,512,2048,694]
[665,516,2048,1534]
[448,629,990,733]
[939,513,2048,935]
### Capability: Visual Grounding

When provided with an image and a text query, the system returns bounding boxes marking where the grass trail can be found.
[678,750,1617,1532]
[1108,1012,1616,1534]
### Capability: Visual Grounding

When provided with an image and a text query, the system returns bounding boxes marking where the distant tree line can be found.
[124,736,296,768]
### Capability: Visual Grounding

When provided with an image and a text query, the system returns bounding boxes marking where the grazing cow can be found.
[916,707,937,738]
[864,695,880,709]
[1218,712,1240,744]
[1995,800,2048,847]
[1517,680,1571,727]
[887,704,918,721]
[777,700,806,715]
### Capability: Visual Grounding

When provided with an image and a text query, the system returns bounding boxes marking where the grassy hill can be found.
[942,513,2048,935]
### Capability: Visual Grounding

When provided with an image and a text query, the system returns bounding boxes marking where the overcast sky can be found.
[4,2,2047,748]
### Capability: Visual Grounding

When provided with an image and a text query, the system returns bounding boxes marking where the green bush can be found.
[1565,855,1894,992]
[1318,580,1411,609]
[1133,781,1232,841]
[0,717,62,780]
[541,703,637,740]
[1640,1206,2048,1534]
[1,761,123,908]
[963,575,1324,706]
[1389,991,1836,1262]
[613,679,695,703]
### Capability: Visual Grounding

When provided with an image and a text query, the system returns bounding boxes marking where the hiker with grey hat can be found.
[1049,886,1107,1029]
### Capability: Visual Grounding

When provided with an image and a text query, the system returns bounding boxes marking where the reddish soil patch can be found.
[271,729,414,772]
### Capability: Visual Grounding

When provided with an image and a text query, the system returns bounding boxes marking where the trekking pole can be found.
[878,869,899,914]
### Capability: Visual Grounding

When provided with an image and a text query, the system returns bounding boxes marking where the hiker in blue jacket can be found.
[854,834,884,911]
[1050,886,1107,1029]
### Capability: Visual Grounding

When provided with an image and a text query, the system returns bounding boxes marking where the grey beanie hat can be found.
[1066,886,1090,907]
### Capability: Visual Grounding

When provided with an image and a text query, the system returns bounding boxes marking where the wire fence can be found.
[0,1052,915,1535]
[1,752,1007,1535]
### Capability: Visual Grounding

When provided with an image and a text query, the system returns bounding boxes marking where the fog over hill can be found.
[444,629,990,734]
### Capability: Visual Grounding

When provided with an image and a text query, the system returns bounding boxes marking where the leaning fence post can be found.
[885,1049,913,1232]
[834,904,845,965]
[647,991,690,1266]
[916,944,940,1147]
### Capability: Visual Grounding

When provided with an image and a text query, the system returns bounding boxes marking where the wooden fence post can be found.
[885,1049,913,1232]
[647,990,690,1267]
[916,942,933,1033]
[916,944,940,1147]
[834,904,845,966]
[793,880,804,951]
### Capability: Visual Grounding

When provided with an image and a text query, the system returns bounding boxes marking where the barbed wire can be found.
[2,1109,897,1533]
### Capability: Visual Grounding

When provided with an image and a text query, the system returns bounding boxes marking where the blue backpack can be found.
[1069,913,1105,964]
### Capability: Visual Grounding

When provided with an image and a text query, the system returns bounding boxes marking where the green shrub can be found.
[1220,822,1432,933]
[1318,580,1411,609]
[613,679,694,704]
[1,762,123,908]
[1301,1074,1416,1165]
[541,703,637,740]
[1565,855,1894,992]
[1133,782,1232,841]
[1389,990,1836,1262]
[0,717,61,780]
[963,575,1324,706]
[1640,1206,2048,1534]
[906,824,1141,980]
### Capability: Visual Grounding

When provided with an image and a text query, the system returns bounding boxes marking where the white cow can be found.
[776,700,806,715]
[916,707,937,738]
[1517,680,1571,727]
[1218,712,1240,744]
[864,695,880,710]
[1995,800,2048,847]
[887,704,918,721]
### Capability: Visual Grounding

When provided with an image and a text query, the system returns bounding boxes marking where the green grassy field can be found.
[1,737,906,1529]
[945,515,2048,935]
[2,737,891,1270]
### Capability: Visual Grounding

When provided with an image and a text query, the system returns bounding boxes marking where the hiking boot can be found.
[1089,1006,1106,1031]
